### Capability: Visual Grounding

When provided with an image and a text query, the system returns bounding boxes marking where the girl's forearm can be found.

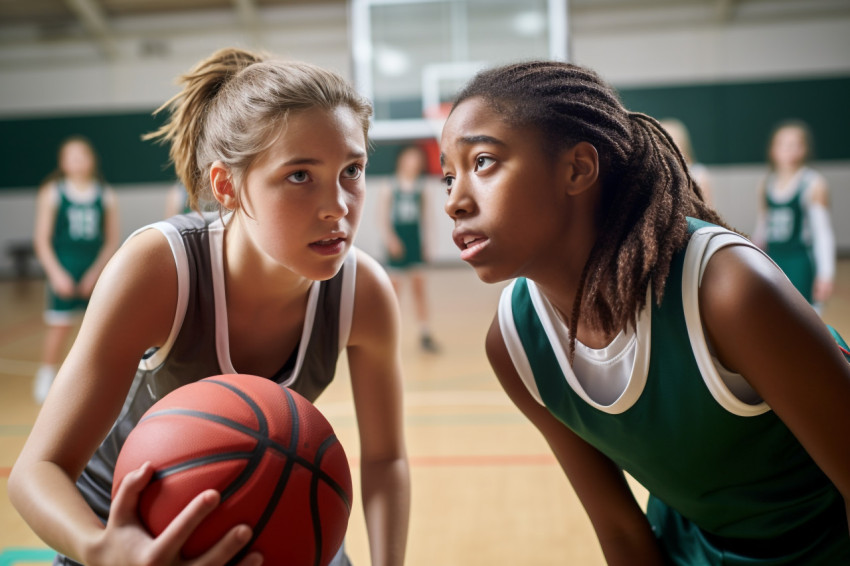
[8,460,103,563]
[360,456,410,566]
[597,526,668,566]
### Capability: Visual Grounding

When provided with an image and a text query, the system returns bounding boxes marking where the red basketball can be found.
[113,374,352,565]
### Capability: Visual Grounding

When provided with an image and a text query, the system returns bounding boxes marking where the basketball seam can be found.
[153,450,255,480]
[310,434,346,566]
[138,378,350,565]
[141,408,350,503]
[230,385,302,564]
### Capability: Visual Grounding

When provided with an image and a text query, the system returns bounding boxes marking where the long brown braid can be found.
[452,61,730,358]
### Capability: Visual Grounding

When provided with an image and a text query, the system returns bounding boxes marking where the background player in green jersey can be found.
[378,144,440,352]
[440,61,850,565]
[32,136,120,404]
[752,120,835,311]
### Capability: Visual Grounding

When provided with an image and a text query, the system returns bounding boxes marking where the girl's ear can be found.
[563,142,599,196]
[210,161,237,209]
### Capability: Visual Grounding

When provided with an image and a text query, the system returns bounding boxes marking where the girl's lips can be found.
[458,235,489,262]
[453,229,485,250]
[309,237,346,256]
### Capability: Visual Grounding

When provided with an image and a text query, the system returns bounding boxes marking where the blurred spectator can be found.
[752,119,835,312]
[378,144,440,352]
[660,118,714,206]
[32,136,120,403]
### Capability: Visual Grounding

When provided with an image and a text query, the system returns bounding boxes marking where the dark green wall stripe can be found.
[0,111,172,190]
[1,74,848,190]
[617,75,850,166]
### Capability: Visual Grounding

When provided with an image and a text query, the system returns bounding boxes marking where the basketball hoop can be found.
[424,101,454,141]
[421,102,453,175]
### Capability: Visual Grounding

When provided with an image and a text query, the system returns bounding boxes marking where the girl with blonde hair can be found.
[11,48,410,566]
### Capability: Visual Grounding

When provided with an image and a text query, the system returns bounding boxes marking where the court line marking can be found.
[0,548,56,566]
[319,390,512,417]
[0,358,40,376]
[0,425,32,436]
[347,453,557,467]
[2,453,559,478]
[0,316,44,346]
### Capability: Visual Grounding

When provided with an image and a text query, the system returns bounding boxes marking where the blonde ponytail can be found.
[145,47,371,212]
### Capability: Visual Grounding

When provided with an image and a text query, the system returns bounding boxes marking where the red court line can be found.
[0,316,44,346]
[0,467,11,478]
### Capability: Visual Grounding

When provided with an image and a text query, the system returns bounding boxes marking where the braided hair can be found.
[453,61,729,356]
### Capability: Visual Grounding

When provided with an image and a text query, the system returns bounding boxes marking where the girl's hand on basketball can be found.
[91,462,260,566]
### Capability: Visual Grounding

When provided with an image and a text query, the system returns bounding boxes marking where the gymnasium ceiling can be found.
[1,0,847,53]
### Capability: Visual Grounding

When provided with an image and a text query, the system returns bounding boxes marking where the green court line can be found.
[0,548,56,566]
[0,425,32,436]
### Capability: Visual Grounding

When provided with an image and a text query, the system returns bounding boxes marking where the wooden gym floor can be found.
[2,260,849,565]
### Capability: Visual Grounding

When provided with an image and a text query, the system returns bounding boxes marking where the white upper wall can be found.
[2,1,849,116]
[0,0,848,266]
[0,4,352,115]
[573,12,850,86]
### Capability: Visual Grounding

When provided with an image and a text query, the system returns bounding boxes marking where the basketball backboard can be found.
[351,0,569,142]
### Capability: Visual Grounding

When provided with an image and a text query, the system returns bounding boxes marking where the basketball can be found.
[112,373,352,565]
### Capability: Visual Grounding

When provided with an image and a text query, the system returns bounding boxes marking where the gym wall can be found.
[0,3,848,273]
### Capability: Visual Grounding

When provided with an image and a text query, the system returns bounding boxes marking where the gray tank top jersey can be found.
[75,212,357,522]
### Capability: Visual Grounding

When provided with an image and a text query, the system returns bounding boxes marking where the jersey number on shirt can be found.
[67,206,101,241]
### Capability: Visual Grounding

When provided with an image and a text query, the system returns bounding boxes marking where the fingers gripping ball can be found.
[113,374,352,566]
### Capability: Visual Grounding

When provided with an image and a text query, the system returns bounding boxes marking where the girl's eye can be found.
[442,175,454,195]
[475,156,495,172]
[342,164,363,180]
[287,170,309,184]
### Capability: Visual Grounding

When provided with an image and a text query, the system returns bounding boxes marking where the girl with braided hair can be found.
[11,47,410,566]
[440,61,850,565]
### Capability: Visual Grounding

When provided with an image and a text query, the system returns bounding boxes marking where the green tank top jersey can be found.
[388,179,424,268]
[499,218,849,565]
[764,170,815,301]
[52,180,106,281]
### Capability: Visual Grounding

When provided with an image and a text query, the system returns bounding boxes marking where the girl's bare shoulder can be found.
[348,248,398,347]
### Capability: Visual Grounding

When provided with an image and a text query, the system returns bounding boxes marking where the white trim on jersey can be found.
[337,250,357,351]
[133,220,190,372]
[529,280,652,415]
[682,227,771,417]
[498,280,544,406]
[207,217,354,388]
[499,225,779,416]
[283,281,322,387]
[209,217,232,374]
[764,166,809,204]
[205,217,316,386]
[498,279,654,415]
[44,308,84,326]
[129,216,357,389]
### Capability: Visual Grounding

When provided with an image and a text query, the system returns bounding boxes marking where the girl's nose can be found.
[322,185,349,220]
[445,180,474,219]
